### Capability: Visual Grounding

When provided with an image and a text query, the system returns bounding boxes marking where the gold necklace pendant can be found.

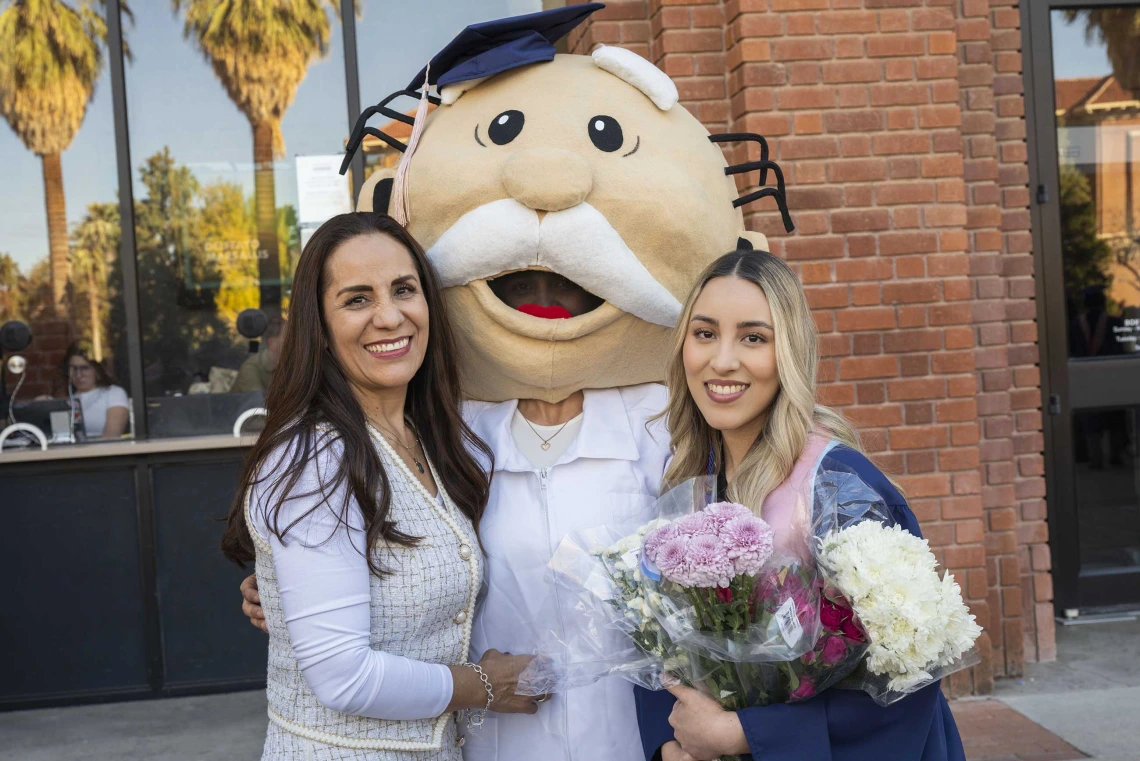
[373,422,426,475]
[523,415,571,453]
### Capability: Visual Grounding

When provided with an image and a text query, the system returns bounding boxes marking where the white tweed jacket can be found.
[245,426,481,759]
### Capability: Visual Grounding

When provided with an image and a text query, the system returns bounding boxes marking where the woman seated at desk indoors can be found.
[62,344,129,439]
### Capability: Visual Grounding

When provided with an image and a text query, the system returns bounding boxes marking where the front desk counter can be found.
[0,435,268,710]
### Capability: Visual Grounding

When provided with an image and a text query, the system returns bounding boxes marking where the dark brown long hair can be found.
[221,212,493,576]
[61,343,114,389]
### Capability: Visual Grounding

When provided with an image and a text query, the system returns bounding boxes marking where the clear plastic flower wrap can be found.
[516,509,680,695]
[518,460,983,710]
[518,476,838,701]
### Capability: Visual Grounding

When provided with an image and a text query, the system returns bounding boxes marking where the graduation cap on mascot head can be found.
[340,3,606,222]
[341,1,794,233]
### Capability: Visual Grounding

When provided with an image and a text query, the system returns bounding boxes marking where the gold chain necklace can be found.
[521,415,573,452]
[373,422,426,474]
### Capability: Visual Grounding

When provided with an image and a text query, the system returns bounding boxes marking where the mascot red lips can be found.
[518,304,572,319]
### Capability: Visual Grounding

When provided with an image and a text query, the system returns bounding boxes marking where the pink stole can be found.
[757,433,833,560]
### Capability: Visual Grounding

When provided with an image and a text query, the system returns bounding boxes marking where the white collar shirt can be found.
[461,383,670,761]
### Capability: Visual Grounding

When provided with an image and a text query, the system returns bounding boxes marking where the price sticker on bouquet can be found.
[775,598,803,648]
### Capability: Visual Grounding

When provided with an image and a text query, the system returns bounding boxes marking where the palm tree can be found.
[1065,9,1140,95]
[172,0,342,317]
[0,252,24,319]
[0,0,116,319]
[70,201,119,360]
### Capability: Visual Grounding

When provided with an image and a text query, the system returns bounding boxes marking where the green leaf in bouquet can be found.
[785,665,800,691]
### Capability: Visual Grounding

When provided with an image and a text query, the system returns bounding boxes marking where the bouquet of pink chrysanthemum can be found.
[642,502,777,638]
[639,503,867,712]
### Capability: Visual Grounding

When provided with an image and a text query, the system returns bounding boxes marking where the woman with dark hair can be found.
[61,344,129,439]
[220,212,536,760]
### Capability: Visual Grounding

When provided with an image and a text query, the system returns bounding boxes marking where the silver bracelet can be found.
[463,662,494,728]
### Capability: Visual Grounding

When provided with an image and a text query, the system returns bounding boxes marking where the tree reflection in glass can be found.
[0,0,131,323]
[1055,8,1140,358]
[171,0,347,318]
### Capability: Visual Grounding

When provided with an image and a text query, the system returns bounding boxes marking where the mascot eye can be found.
[588,115,623,152]
[488,110,525,145]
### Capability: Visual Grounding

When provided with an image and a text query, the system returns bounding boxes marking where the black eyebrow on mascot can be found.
[341,2,794,404]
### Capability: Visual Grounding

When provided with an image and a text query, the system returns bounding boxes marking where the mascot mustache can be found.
[426,199,682,327]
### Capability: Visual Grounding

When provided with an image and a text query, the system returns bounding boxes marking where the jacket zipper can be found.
[540,467,574,761]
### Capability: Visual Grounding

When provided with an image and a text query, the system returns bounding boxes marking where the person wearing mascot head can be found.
[238,3,791,759]
[351,6,791,759]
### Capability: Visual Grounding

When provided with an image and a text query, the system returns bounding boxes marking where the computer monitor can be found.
[7,399,71,446]
[145,391,265,438]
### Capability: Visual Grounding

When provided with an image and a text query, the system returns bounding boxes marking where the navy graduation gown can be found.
[635,445,967,761]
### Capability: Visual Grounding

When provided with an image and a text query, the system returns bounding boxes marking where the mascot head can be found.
[346,3,792,402]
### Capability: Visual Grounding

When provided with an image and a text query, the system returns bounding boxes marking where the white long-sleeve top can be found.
[249,437,453,719]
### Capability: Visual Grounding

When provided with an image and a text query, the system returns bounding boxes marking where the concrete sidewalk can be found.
[947,616,1140,761]
[0,690,267,761]
[987,617,1140,761]
[1,618,1137,761]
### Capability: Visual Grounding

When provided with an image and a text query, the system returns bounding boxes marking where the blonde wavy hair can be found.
[661,250,865,513]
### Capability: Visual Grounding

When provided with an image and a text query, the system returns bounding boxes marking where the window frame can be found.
[100,0,364,443]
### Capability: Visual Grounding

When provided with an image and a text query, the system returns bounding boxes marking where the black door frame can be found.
[1024,0,1140,615]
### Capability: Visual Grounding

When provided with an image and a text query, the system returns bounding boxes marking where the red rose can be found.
[821,636,849,665]
[716,587,734,604]
[840,618,867,642]
[820,599,847,630]
[789,676,816,700]
[756,572,780,601]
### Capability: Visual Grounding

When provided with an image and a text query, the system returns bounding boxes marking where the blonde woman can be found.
[634,250,966,761]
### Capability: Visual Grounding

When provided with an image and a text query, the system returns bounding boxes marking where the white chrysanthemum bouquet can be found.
[817,521,982,694]
[810,467,983,704]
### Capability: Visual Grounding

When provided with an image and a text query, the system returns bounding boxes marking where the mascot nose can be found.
[502,149,593,212]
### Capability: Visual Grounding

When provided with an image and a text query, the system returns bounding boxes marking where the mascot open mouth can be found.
[427,199,681,329]
[487,269,605,320]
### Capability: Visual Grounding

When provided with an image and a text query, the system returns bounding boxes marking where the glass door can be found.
[1030,2,1140,612]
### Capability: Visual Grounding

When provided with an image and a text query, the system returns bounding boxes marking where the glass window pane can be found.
[354,0,544,179]
[0,0,134,447]
[1072,407,1140,573]
[1052,8,1140,360]
[121,2,351,437]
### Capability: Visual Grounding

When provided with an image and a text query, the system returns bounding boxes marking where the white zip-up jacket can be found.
[462,384,671,761]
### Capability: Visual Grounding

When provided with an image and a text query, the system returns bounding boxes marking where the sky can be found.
[0,2,1119,275]
[1050,11,1114,80]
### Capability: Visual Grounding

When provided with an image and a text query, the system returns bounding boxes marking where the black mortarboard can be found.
[407,3,605,91]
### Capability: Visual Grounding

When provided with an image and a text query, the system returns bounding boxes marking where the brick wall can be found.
[1,319,70,400]
[954,0,1054,678]
[568,1,651,60]
[569,0,1054,694]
